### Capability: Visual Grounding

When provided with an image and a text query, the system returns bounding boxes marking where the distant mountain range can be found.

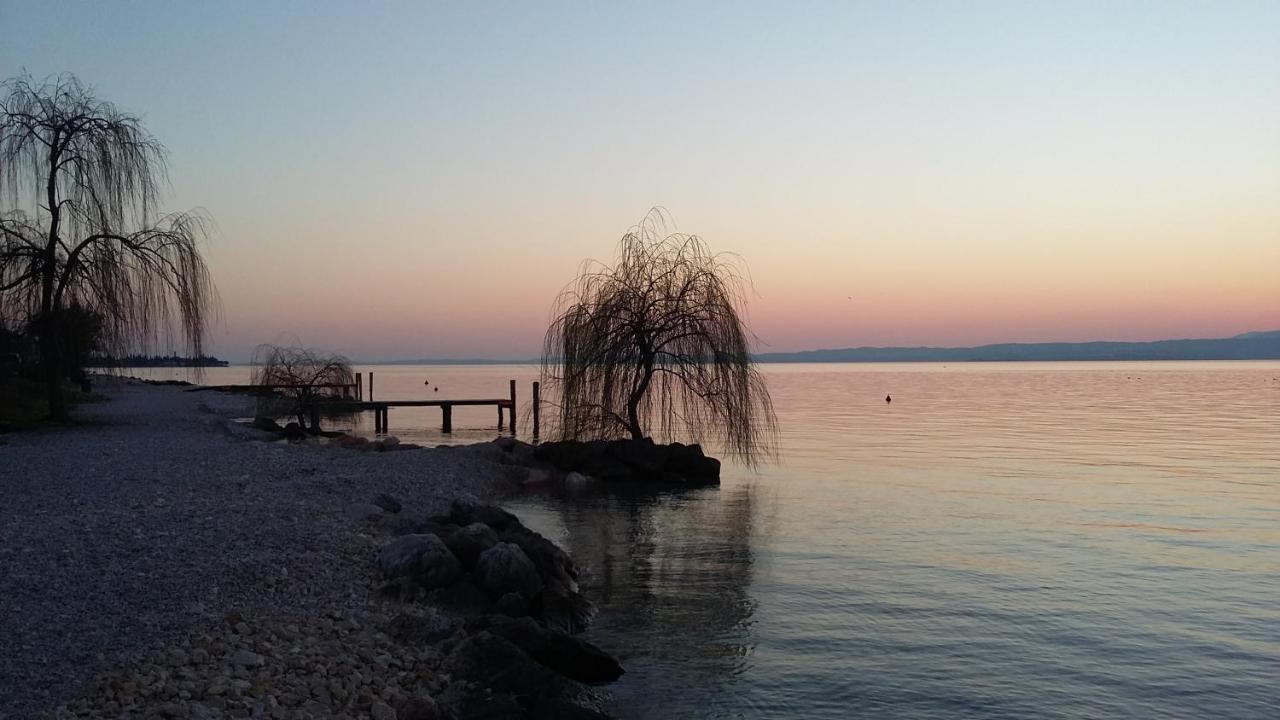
[360,330,1280,365]
[754,331,1280,363]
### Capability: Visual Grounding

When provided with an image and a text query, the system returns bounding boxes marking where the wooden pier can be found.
[198,372,541,436]
[323,379,524,434]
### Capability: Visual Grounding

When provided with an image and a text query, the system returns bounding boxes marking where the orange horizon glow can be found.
[5,3,1277,360]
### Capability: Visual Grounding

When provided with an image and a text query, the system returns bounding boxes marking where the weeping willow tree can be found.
[250,344,355,433]
[542,210,777,464]
[0,73,218,420]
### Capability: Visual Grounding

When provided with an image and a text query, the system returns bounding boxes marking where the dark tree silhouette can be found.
[250,344,355,433]
[541,209,777,464]
[0,73,217,420]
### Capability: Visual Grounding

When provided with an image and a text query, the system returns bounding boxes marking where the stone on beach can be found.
[0,381,516,718]
[379,533,463,588]
[444,522,500,569]
[474,542,544,599]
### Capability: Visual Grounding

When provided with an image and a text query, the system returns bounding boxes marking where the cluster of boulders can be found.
[377,496,597,636]
[374,495,623,718]
[49,493,620,720]
[493,436,721,486]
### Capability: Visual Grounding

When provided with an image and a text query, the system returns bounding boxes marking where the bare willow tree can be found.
[0,73,217,420]
[250,344,355,433]
[541,209,777,464]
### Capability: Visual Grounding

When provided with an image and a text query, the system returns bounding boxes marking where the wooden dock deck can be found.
[322,378,523,434]
[197,371,538,436]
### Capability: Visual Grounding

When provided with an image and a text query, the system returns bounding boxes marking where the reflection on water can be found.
[507,362,1280,720]
[129,362,1280,718]
[510,482,762,714]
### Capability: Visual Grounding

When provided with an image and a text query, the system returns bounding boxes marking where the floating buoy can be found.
[885,394,892,403]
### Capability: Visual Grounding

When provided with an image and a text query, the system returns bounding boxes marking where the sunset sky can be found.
[3,1,1277,361]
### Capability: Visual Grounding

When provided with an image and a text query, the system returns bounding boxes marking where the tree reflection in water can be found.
[507,481,760,716]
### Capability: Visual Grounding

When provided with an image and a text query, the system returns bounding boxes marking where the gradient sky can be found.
[3,1,1277,360]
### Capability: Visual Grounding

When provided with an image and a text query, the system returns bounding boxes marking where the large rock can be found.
[484,616,624,684]
[538,576,597,635]
[666,442,720,481]
[447,495,519,531]
[441,631,557,697]
[428,579,495,616]
[534,438,721,484]
[500,524,579,588]
[379,534,463,588]
[445,523,499,569]
[474,542,543,599]
[611,437,669,474]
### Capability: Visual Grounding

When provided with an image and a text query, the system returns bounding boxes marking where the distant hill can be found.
[359,331,1280,365]
[755,332,1280,363]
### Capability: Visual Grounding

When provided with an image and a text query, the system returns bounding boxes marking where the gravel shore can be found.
[0,381,522,719]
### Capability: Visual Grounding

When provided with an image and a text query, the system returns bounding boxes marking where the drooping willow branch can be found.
[541,209,777,465]
[250,343,355,432]
[0,73,219,418]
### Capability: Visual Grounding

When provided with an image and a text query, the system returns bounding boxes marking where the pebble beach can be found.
[0,380,536,719]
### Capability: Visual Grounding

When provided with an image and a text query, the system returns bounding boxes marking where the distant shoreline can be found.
[198,331,1280,366]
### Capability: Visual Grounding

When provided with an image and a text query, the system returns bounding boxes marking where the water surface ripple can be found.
[506,362,1280,719]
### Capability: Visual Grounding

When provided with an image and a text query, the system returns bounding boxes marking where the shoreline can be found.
[1,380,614,719]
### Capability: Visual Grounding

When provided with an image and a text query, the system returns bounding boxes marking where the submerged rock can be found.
[482,615,624,684]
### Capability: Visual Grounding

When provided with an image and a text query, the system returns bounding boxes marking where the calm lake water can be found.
[132,362,1280,718]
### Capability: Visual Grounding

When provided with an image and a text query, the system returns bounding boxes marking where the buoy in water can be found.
[885,394,892,403]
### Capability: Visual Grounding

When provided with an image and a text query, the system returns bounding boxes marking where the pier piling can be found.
[532,381,540,438]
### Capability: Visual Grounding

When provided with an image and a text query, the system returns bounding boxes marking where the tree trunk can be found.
[42,142,67,421]
[40,313,66,421]
[42,174,66,417]
[625,353,654,440]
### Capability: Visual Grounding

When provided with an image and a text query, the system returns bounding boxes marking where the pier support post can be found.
[532,381,540,439]
[442,404,453,433]
[508,380,516,434]
[356,373,362,400]
[497,404,503,429]
[369,372,374,402]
